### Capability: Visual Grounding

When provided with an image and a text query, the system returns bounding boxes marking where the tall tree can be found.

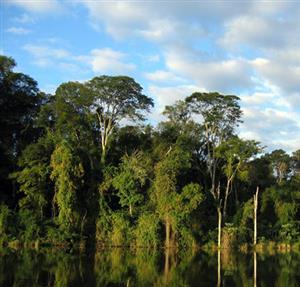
[186,92,242,248]
[87,76,154,164]
[216,137,261,219]
[0,55,43,205]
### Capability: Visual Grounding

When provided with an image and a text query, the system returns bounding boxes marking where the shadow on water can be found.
[0,247,300,287]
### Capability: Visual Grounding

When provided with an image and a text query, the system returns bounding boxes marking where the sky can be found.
[1,0,300,153]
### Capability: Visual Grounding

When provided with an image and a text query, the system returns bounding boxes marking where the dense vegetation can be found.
[0,55,299,249]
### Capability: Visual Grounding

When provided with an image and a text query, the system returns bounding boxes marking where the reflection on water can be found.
[0,247,299,287]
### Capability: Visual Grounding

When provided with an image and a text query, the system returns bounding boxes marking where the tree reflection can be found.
[0,248,299,286]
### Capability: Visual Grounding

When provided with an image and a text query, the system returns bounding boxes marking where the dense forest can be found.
[0,55,299,250]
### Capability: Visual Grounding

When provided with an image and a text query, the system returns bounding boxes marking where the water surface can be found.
[0,248,299,286]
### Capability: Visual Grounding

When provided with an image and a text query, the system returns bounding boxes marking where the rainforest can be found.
[0,55,300,252]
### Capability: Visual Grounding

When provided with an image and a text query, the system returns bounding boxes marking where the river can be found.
[0,248,299,286]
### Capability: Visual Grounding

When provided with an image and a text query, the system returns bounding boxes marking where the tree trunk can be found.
[165,218,170,248]
[101,145,106,164]
[217,206,222,249]
[217,249,221,287]
[223,180,231,220]
[164,246,170,283]
[253,251,257,287]
[253,186,259,245]
[129,204,132,217]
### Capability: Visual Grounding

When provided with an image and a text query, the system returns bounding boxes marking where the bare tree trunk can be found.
[253,186,259,245]
[223,180,231,219]
[253,251,257,287]
[217,206,222,249]
[217,249,221,287]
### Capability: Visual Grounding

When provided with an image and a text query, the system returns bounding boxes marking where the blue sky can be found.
[2,0,300,152]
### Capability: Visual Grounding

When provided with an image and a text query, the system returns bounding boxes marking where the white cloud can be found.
[145,70,186,84]
[23,44,70,62]
[240,107,300,152]
[13,1,300,152]
[23,43,135,76]
[148,84,204,123]
[6,26,31,35]
[251,55,300,107]
[221,16,293,50]
[89,48,135,74]
[165,51,253,93]
[79,1,254,40]
[148,84,205,112]
[7,0,62,13]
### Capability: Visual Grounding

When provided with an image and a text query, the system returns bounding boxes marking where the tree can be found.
[50,141,85,234]
[216,137,261,219]
[87,76,154,164]
[112,150,151,216]
[10,134,55,220]
[186,92,242,248]
[266,149,291,183]
[0,55,43,206]
[152,146,203,248]
[163,100,191,128]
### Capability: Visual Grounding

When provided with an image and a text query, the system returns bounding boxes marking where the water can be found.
[0,248,299,286]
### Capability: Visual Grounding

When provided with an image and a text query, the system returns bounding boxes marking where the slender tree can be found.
[186,92,242,248]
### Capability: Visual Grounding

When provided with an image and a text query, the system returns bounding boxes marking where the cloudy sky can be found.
[2,0,300,152]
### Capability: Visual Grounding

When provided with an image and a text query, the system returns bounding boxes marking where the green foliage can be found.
[1,55,300,248]
[278,222,300,243]
[112,150,151,215]
[110,212,132,246]
[0,55,43,206]
[0,204,15,243]
[135,213,160,247]
[50,141,84,234]
[17,209,42,242]
[262,184,299,225]
[96,195,113,243]
[177,226,197,248]
[10,134,54,218]
[222,223,239,249]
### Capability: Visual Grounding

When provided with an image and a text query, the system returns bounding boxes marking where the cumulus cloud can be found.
[10,0,300,151]
[89,48,135,74]
[240,107,300,152]
[221,16,300,50]
[165,51,254,93]
[78,1,254,39]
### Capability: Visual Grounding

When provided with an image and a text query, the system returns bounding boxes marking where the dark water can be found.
[0,248,299,287]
